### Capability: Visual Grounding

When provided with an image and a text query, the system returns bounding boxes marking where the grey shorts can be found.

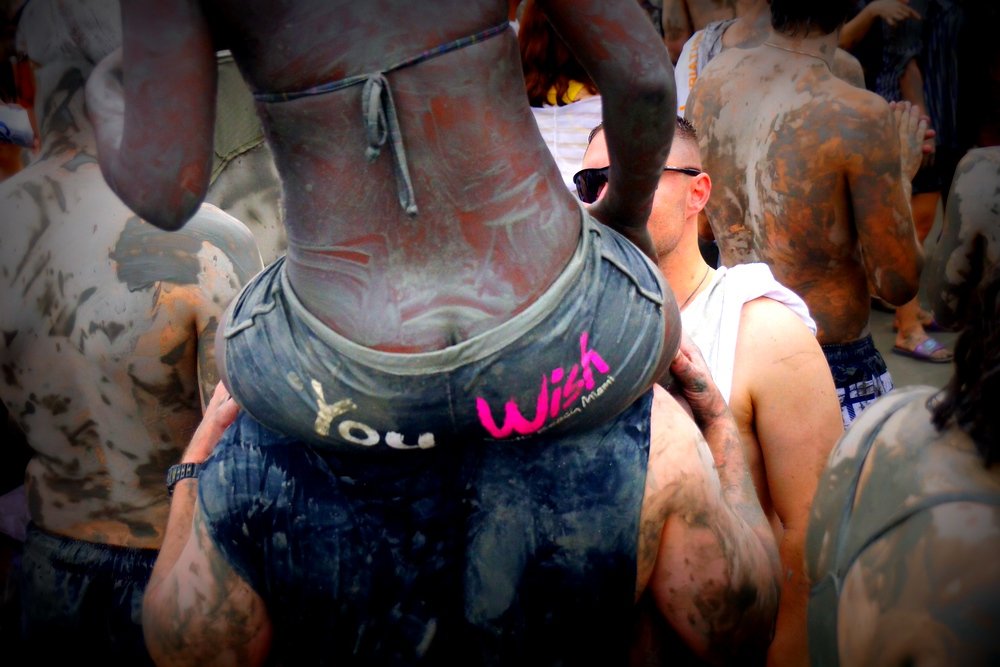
[222,210,672,451]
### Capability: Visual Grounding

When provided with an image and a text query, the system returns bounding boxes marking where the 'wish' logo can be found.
[475,332,612,439]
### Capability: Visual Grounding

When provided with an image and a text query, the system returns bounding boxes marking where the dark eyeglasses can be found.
[572,166,703,204]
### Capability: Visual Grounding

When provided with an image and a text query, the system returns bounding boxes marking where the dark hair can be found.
[675,115,698,144]
[589,116,698,147]
[931,260,1000,466]
[518,0,596,107]
[769,0,852,37]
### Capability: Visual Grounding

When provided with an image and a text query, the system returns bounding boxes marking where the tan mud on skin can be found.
[686,23,924,345]
[0,29,262,549]
[807,386,1000,665]
[925,146,1000,329]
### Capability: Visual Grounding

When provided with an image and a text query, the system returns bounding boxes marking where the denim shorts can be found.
[19,523,156,665]
[199,389,654,663]
[222,209,671,451]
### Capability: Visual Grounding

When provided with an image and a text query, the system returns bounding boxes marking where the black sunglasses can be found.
[572,166,703,204]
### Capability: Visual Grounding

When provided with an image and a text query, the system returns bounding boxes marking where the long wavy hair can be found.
[931,259,1000,466]
[517,0,596,107]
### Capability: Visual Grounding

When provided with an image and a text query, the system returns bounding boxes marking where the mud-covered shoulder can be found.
[927,147,1000,329]
[110,204,262,294]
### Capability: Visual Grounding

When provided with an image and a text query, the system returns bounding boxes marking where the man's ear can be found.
[688,172,711,215]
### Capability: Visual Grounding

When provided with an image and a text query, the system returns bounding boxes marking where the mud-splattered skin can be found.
[686,30,922,344]
[662,0,739,61]
[925,147,1000,330]
[95,0,677,354]
[0,57,263,550]
[806,387,1000,664]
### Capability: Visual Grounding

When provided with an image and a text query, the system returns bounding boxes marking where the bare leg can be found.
[893,192,951,361]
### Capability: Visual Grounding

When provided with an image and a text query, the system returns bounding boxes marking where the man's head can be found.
[769,0,852,37]
[579,116,710,262]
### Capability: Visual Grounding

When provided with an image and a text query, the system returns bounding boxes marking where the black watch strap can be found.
[166,462,201,496]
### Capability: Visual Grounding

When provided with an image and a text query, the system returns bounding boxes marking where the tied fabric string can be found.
[253,22,511,218]
[362,74,418,216]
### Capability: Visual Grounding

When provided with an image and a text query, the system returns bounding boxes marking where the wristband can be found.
[166,462,201,496]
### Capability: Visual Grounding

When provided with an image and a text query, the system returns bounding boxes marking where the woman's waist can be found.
[284,240,577,353]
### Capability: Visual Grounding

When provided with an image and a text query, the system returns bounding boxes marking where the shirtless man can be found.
[0,0,262,660]
[661,0,738,63]
[685,0,927,428]
[926,146,1000,330]
[581,117,843,665]
[806,262,1000,666]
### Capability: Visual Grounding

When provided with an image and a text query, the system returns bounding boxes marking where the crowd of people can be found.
[0,0,996,665]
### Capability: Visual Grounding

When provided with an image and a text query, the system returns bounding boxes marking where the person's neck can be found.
[726,5,770,49]
[33,61,98,157]
[763,29,837,69]
[657,231,713,311]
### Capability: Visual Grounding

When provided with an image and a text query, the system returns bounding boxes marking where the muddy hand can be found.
[182,382,240,465]
[890,100,933,180]
[668,333,728,430]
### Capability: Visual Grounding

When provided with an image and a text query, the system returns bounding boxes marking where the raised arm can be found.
[143,384,272,666]
[538,0,676,261]
[87,0,217,231]
[644,338,781,664]
[839,0,921,52]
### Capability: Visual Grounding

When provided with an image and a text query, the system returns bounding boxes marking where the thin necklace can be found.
[763,41,830,69]
[680,266,710,310]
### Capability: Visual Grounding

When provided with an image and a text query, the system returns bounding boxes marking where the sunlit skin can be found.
[686,24,926,346]
[0,46,263,549]
[661,0,739,62]
[585,125,844,667]
[807,388,1000,666]
[925,147,1000,330]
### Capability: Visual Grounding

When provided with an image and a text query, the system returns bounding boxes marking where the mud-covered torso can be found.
[687,44,910,344]
[203,0,581,352]
[0,73,259,548]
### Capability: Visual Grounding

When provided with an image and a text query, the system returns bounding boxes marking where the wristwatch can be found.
[166,462,201,496]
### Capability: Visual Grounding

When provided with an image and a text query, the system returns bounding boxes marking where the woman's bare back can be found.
[205,0,580,351]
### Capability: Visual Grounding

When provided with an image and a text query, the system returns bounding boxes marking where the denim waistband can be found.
[228,206,664,375]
